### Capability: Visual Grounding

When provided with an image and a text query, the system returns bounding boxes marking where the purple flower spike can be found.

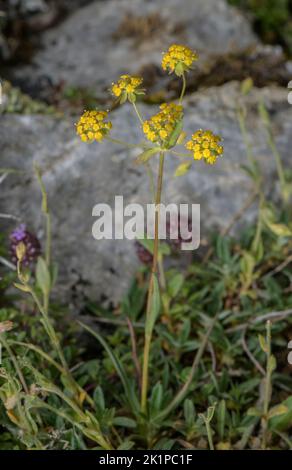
[10,224,41,267]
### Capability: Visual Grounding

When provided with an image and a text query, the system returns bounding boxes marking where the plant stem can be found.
[45,212,51,268]
[205,420,214,450]
[168,150,193,158]
[132,102,144,126]
[262,320,272,449]
[105,136,141,149]
[179,73,187,104]
[267,133,287,201]
[141,152,165,413]
[237,107,256,171]
[252,193,264,255]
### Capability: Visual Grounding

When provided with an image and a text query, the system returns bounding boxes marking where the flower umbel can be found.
[112,75,144,103]
[10,224,41,267]
[143,103,183,147]
[162,44,198,76]
[186,130,224,165]
[76,110,112,143]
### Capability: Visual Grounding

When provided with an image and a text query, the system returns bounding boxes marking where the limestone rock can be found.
[1,82,291,304]
[14,0,258,92]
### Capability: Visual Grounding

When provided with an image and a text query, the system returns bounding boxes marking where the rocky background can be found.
[0,0,292,306]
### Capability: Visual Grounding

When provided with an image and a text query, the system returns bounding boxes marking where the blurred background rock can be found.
[0,0,291,305]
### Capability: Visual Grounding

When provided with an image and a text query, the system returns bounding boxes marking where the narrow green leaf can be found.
[207,404,217,423]
[168,273,184,299]
[241,77,253,95]
[134,148,158,165]
[117,441,135,450]
[184,399,195,427]
[258,334,268,353]
[79,322,140,415]
[93,386,105,411]
[217,399,226,441]
[266,223,292,238]
[36,257,51,296]
[14,283,31,293]
[269,397,292,431]
[145,275,161,336]
[268,354,277,373]
[268,404,288,420]
[174,161,191,177]
[247,407,262,417]
[150,382,163,414]
[168,119,183,148]
[113,417,137,428]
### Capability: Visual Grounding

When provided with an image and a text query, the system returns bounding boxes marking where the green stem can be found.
[262,320,272,449]
[45,212,51,268]
[105,136,141,149]
[252,193,264,255]
[237,107,256,170]
[132,102,144,126]
[267,133,287,200]
[205,420,214,450]
[141,152,165,414]
[179,73,187,104]
[168,150,193,158]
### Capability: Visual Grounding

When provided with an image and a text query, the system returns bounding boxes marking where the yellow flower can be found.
[111,75,144,103]
[143,103,183,147]
[162,44,198,76]
[76,110,112,143]
[185,130,223,165]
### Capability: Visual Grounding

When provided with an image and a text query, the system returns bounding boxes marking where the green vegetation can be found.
[0,81,56,115]
[228,0,292,55]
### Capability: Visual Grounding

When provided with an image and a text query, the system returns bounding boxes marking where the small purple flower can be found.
[10,224,27,242]
[135,212,193,265]
[135,241,153,266]
[10,224,41,267]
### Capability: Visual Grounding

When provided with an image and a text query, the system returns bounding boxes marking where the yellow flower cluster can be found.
[76,110,112,143]
[185,130,223,165]
[143,103,183,147]
[112,75,144,102]
[162,44,198,75]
